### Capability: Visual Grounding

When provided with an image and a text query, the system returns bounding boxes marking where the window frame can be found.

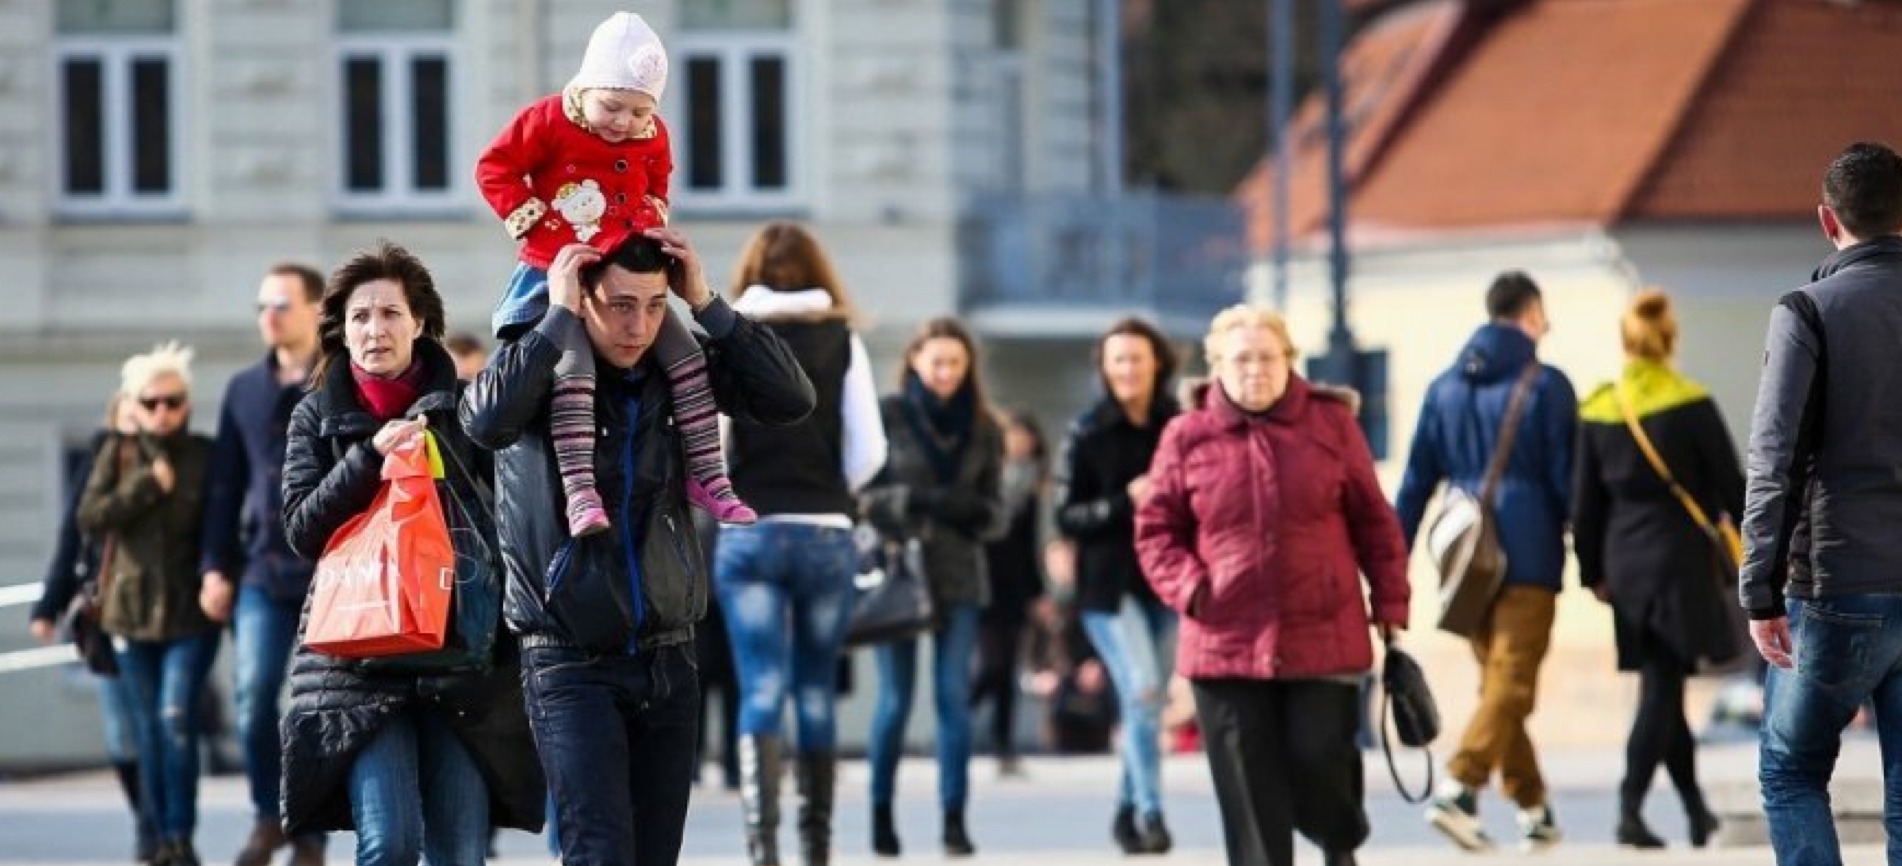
[329,31,459,216]
[51,35,187,219]
[670,32,803,214]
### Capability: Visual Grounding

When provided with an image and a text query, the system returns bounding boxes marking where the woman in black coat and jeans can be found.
[1574,290,1742,850]
[280,242,543,865]
[1054,317,1181,854]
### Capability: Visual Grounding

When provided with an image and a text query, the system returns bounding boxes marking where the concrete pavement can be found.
[0,746,1885,865]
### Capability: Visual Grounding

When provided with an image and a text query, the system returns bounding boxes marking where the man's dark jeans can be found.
[1761,596,1902,866]
[522,642,700,866]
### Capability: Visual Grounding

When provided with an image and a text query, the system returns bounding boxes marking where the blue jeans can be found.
[522,643,700,866]
[115,631,220,840]
[348,710,489,866]
[96,671,139,763]
[870,603,983,809]
[1761,596,1902,866]
[1082,595,1176,816]
[234,585,301,822]
[715,522,858,749]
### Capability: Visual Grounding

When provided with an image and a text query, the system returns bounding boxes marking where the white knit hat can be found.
[567,12,669,102]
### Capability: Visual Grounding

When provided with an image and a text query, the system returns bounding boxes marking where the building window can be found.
[675,1,798,212]
[54,0,182,217]
[333,0,456,213]
[673,35,799,211]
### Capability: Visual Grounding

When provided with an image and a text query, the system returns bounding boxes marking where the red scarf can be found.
[351,360,426,422]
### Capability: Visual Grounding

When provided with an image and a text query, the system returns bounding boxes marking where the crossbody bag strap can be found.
[1479,364,1542,508]
[1615,383,1720,537]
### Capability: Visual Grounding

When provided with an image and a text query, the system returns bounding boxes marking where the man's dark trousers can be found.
[523,642,700,866]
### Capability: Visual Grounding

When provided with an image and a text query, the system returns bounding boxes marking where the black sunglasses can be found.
[139,394,187,411]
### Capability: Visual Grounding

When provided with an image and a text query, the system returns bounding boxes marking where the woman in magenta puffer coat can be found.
[1135,304,1410,866]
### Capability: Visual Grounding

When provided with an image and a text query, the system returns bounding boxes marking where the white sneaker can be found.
[1517,804,1562,851]
[1425,785,1493,852]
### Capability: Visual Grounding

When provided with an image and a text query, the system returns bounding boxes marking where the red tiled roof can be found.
[1234,0,1467,251]
[1628,0,1902,220]
[1240,0,1902,250]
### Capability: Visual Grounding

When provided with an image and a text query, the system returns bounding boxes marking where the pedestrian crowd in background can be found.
[21,9,1902,866]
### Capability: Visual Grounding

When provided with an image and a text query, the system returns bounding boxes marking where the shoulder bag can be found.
[1614,384,1749,674]
[1427,364,1541,637]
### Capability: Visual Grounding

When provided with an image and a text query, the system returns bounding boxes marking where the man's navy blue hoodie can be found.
[1394,324,1579,591]
[200,353,314,601]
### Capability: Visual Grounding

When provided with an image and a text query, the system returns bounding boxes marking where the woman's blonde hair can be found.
[1621,288,1677,362]
[119,341,195,398]
[1202,304,1298,366]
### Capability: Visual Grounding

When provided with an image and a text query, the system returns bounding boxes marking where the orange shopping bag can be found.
[304,435,455,658]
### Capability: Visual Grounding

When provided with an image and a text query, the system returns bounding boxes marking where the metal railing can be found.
[958,191,1252,322]
[0,582,73,674]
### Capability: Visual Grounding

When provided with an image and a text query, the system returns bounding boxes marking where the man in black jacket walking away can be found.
[461,229,814,866]
[1741,141,1902,866]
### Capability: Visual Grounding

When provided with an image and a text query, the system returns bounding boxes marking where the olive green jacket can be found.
[76,431,217,642]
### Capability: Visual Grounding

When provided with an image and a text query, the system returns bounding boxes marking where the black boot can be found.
[1682,788,1721,849]
[1138,812,1172,854]
[161,839,202,866]
[942,807,976,857]
[1323,849,1359,866]
[112,761,157,865]
[795,752,836,866]
[740,735,784,866]
[231,819,287,866]
[872,802,901,858]
[1616,797,1666,850]
[1111,806,1142,854]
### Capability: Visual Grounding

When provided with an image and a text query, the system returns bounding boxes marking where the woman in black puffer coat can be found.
[280,242,542,866]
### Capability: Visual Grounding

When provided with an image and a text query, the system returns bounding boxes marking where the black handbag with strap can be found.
[1380,641,1440,803]
[843,532,936,648]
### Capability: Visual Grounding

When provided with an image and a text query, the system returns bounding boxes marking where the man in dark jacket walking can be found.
[195,263,327,866]
[462,229,814,866]
[1394,272,1578,853]
[1741,141,1902,866]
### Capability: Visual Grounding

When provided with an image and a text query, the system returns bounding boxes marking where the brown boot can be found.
[231,820,285,866]
[286,837,325,866]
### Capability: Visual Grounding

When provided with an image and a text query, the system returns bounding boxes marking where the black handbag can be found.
[63,581,118,676]
[843,535,935,648]
[1380,641,1439,804]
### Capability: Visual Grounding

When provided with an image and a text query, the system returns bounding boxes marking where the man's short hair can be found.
[268,262,324,303]
[1823,142,1902,240]
[582,237,674,293]
[1485,271,1542,320]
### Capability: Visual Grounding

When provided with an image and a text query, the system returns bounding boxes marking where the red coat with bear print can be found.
[475,93,672,270]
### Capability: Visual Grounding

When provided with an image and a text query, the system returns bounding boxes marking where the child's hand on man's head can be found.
[548,243,602,314]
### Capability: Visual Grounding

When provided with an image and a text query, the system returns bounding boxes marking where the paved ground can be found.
[0,746,1885,865]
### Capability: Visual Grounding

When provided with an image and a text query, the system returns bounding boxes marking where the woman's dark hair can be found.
[997,406,1050,478]
[313,240,447,385]
[898,316,992,417]
[1094,316,1177,402]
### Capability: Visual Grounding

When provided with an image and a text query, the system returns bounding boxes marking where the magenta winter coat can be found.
[1135,376,1410,680]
